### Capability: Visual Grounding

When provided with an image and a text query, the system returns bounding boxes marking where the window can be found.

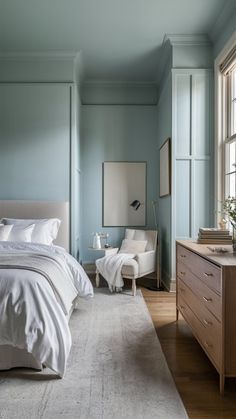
[225,65,236,197]
[221,48,236,198]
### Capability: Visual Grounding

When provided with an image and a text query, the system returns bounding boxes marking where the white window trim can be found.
[215,31,236,224]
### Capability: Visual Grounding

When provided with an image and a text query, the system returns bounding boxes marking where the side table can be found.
[88,247,119,287]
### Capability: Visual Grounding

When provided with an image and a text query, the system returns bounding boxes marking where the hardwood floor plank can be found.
[90,275,236,418]
[141,284,236,419]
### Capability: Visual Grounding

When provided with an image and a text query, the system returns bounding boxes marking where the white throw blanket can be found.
[96,253,135,292]
[0,253,79,315]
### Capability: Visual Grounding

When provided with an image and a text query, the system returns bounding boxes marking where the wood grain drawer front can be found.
[178,293,221,369]
[177,261,222,321]
[178,294,202,340]
[177,244,222,294]
[177,245,193,268]
[178,279,222,340]
[192,256,221,295]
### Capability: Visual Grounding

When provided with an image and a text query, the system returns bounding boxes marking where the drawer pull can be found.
[204,341,213,348]
[203,319,212,326]
[204,272,213,277]
[180,255,186,258]
[180,305,185,310]
[203,296,212,302]
[180,271,186,275]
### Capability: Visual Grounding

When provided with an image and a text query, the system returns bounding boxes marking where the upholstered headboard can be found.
[0,200,70,251]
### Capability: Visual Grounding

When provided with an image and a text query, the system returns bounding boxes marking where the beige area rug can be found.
[0,289,188,419]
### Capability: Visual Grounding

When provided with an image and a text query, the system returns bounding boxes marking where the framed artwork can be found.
[103,161,146,227]
[159,138,171,197]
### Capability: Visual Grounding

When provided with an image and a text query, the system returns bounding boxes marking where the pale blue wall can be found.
[172,44,213,68]
[0,84,71,201]
[212,6,236,58]
[0,53,81,256]
[0,58,75,82]
[81,83,158,105]
[80,105,158,263]
[156,74,172,285]
[156,39,214,289]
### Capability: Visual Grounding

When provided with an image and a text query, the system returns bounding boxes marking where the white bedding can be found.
[0,242,93,377]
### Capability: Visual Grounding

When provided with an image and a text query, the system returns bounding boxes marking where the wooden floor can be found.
[140,279,236,419]
[91,275,236,417]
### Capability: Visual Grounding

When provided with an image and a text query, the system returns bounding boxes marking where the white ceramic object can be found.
[93,233,101,249]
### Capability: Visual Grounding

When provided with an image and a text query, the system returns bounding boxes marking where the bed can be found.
[0,200,93,377]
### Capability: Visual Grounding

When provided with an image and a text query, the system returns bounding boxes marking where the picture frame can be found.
[159,138,171,197]
[103,161,146,227]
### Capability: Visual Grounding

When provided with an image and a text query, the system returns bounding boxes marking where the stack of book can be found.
[198,228,232,244]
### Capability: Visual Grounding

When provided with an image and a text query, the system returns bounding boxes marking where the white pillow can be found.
[8,224,35,242]
[0,225,13,241]
[1,218,61,245]
[119,239,147,254]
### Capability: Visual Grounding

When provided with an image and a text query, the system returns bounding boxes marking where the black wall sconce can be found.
[130,200,142,210]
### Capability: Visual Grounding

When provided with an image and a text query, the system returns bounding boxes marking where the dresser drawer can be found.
[177,244,193,267]
[192,255,222,295]
[177,244,222,294]
[178,293,221,369]
[177,261,222,321]
[178,278,222,339]
[176,241,236,393]
[178,293,202,338]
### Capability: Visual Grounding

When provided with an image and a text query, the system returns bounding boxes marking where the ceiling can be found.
[0,0,228,82]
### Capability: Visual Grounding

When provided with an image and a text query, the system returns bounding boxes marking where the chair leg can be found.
[95,269,100,288]
[132,279,136,296]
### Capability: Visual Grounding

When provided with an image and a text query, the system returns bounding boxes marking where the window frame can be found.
[224,65,236,198]
[215,32,236,225]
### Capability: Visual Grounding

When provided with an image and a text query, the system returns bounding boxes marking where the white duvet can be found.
[0,242,93,377]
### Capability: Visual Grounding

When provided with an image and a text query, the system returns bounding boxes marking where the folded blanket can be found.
[0,253,78,315]
[96,253,135,292]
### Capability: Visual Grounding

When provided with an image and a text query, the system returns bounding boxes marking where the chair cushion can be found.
[119,238,147,254]
[125,229,156,251]
[121,258,139,278]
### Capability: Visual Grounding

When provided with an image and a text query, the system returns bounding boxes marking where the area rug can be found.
[0,289,188,419]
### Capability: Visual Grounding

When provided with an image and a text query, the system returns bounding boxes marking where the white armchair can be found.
[121,229,158,296]
[95,228,158,296]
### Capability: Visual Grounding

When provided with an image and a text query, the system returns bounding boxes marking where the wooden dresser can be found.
[176,240,236,394]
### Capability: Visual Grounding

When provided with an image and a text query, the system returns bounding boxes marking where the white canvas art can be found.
[103,162,146,226]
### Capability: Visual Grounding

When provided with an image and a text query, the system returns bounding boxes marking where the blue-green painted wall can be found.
[0,57,75,82]
[0,83,71,201]
[156,38,214,290]
[0,55,81,257]
[80,104,158,263]
[155,75,172,285]
[212,5,236,58]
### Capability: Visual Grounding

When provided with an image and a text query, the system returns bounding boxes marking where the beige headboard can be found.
[0,200,70,251]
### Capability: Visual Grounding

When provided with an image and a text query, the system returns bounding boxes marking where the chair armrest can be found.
[135,250,156,275]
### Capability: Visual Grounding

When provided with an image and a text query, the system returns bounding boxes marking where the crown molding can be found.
[0,51,79,61]
[81,80,158,89]
[163,34,211,46]
[156,33,212,99]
